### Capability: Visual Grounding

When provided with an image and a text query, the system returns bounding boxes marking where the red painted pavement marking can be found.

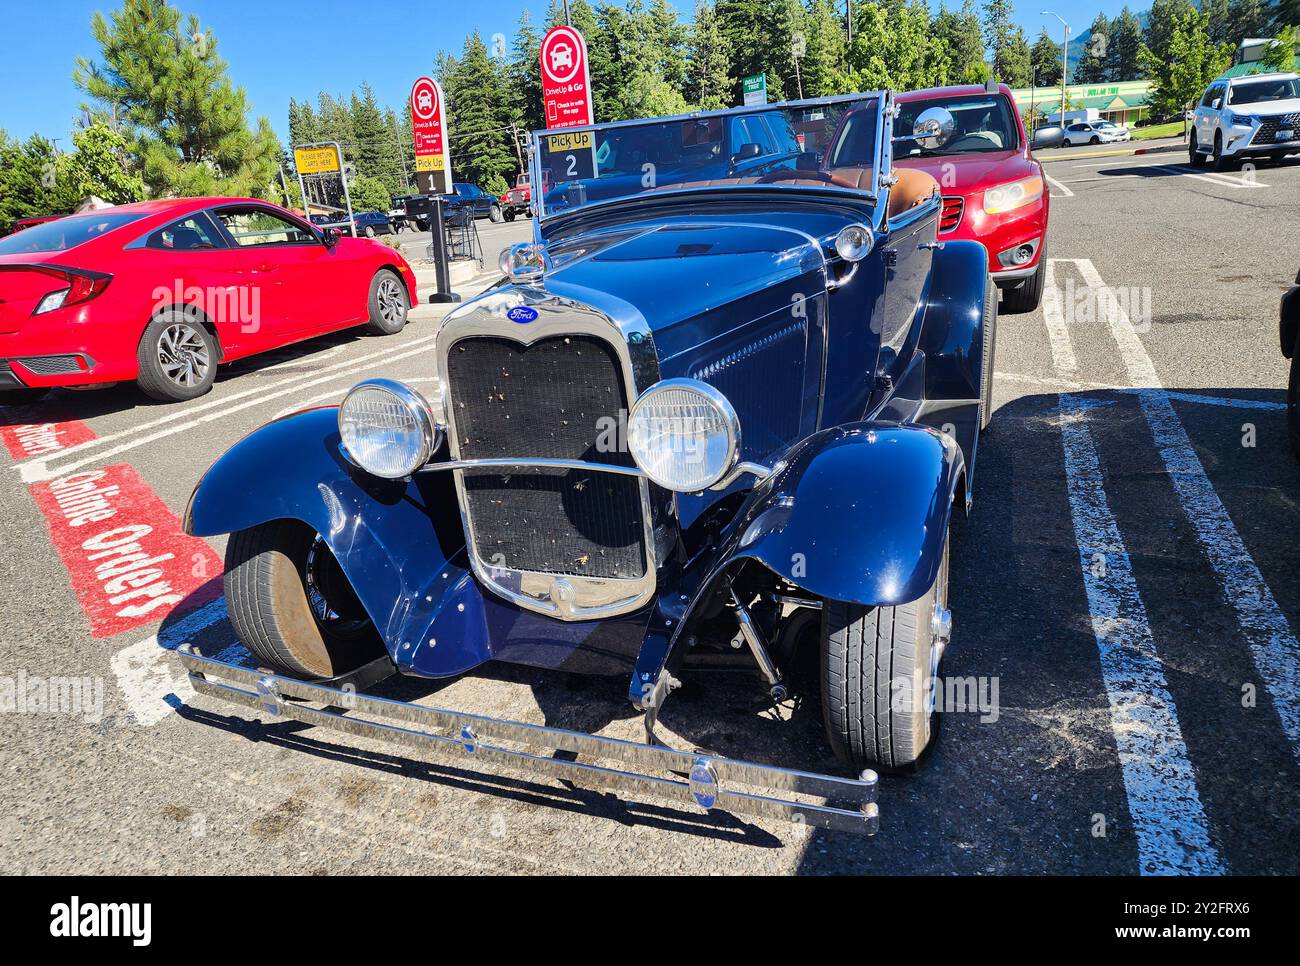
[1,412,98,460]
[28,464,222,638]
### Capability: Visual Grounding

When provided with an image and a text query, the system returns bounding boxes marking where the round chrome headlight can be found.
[627,379,739,492]
[338,379,440,479]
[834,223,874,262]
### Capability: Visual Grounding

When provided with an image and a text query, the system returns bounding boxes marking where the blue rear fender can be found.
[722,421,964,608]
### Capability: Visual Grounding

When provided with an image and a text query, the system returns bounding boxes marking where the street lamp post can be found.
[1041,10,1070,125]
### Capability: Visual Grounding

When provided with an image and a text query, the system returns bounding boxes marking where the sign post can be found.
[410,75,452,196]
[293,141,355,236]
[742,73,768,107]
[540,25,596,188]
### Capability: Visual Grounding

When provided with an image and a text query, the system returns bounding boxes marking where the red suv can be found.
[894,84,1055,313]
[0,198,417,405]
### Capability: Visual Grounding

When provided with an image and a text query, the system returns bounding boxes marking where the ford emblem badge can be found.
[507,306,538,324]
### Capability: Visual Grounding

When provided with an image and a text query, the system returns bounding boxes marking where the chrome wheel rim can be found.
[376,277,405,326]
[157,322,210,388]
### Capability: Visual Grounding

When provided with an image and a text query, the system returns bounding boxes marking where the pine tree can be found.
[446,32,515,188]
[982,0,1021,84]
[648,0,689,90]
[505,10,544,135]
[686,0,735,108]
[1108,8,1144,82]
[999,26,1033,87]
[1277,0,1300,32]
[1203,0,1233,46]
[1144,0,1197,66]
[351,84,404,196]
[801,0,846,97]
[73,0,280,198]
[1225,0,1272,44]
[936,1,990,84]
[1030,29,1063,87]
[1075,13,1113,84]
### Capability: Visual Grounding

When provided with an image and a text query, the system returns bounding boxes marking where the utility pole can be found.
[846,1,853,47]
[510,121,526,177]
[1041,11,1070,124]
[563,0,571,25]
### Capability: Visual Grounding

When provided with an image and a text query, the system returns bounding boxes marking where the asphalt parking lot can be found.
[2,148,1298,875]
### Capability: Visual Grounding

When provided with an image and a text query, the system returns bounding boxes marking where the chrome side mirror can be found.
[912,107,956,150]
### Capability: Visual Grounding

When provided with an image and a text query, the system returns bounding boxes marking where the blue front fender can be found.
[728,421,963,607]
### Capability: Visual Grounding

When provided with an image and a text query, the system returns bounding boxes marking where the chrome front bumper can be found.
[177,646,880,835]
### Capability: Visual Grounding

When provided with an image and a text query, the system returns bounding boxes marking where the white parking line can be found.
[16,332,439,473]
[1073,257,1300,762]
[1150,164,1269,189]
[1056,396,1225,874]
[111,598,246,726]
[1040,261,1078,373]
[1045,174,1074,198]
[19,337,439,484]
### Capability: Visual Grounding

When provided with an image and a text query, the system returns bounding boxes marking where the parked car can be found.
[350,211,394,237]
[1061,120,1125,146]
[1283,267,1300,460]
[1191,72,1300,170]
[443,182,504,223]
[894,83,1061,314]
[0,198,416,405]
[180,92,996,833]
[391,194,428,232]
[1092,119,1131,142]
[499,173,532,221]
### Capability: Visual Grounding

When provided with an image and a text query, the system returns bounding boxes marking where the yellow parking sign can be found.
[293,145,341,174]
[414,154,446,172]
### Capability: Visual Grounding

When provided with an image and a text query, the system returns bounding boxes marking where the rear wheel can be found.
[821,531,950,772]
[136,310,217,402]
[225,519,383,679]
[366,269,408,335]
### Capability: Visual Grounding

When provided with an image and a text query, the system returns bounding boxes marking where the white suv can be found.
[1191,72,1300,170]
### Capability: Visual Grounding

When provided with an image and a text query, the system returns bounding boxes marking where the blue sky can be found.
[0,1,1135,145]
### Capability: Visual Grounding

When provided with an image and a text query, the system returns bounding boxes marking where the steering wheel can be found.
[754,168,863,190]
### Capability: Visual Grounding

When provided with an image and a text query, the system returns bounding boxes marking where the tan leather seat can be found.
[885,167,939,219]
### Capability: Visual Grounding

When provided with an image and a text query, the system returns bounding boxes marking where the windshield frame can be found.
[529,92,889,223]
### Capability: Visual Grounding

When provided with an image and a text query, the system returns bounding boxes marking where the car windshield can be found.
[895,94,1019,157]
[1229,77,1300,104]
[536,96,878,217]
[0,210,146,255]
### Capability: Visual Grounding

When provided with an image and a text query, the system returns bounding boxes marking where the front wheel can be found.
[488,205,504,223]
[1089,136,1100,145]
[225,520,383,679]
[503,208,516,222]
[821,531,951,772]
[1189,132,1206,167]
[366,269,408,335]
[999,251,1046,316]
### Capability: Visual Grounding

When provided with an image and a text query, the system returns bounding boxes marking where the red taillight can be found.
[3,265,113,315]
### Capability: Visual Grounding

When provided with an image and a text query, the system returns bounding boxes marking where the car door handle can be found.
[918,242,944,251]
[257,264,278,273]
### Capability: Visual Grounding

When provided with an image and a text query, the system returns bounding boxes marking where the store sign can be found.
[743,73,767,107]
[410,75,452,194]
[293,145,341,175]
[540,25,594,129]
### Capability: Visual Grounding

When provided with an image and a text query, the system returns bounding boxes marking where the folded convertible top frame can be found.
[177,646,879,835]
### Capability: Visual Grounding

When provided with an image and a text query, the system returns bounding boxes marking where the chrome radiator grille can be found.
[445,334,646,580]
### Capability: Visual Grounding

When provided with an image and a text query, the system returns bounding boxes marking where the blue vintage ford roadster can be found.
[179,92,994,834]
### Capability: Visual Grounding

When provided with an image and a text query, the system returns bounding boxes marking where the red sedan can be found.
[0,198,417,404]
[894,84,1054,313]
